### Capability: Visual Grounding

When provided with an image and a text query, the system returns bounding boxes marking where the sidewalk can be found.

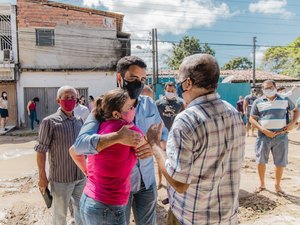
[0,126,38,137]
[0,125,15,136]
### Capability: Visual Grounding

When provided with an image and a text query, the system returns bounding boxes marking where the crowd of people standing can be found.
[30,53,300,225]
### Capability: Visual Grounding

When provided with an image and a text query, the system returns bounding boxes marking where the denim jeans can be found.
[125,181,157,225]
[80,193,126,225]
[29,110,39,130]
[50,178,86,225]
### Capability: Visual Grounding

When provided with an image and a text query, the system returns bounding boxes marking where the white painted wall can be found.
[17,71,117,124]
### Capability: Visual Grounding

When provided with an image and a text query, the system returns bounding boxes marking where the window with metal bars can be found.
[0,15,12,51]
[36,29,55,46]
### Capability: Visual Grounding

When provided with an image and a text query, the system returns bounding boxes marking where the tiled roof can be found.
[220,70,299,82]
[147,69,300,83]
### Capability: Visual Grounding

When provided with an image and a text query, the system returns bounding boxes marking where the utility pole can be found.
[155,28,159,92]
[151,28,158,99]
[252,37,256,88]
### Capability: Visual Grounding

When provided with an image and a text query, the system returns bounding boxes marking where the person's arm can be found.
[34,119,53,194]
[27,101,31,115]
[36,152,48,194]
[146,123,189,193]
[135,99,168,159]
[283,98,299,132]
[280,90,292,98]
[285,109,299,131]
[74,113,143,154]
[152,143,189,193]
[243,98,248,114]
[282,86,298,97]
[249,101,277,138]
[73,113,100,154]
[249,115,276,138]
[69,146,87,176]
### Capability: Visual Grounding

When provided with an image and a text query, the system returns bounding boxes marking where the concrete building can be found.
[0,4,18,127]
[16,0,130,127]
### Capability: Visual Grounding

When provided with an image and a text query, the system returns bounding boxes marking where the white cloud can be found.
[131,42,173,71]
[250,46,268,67]
[249,0,294,19]
[83,0,235,70]
[83,0,233,36]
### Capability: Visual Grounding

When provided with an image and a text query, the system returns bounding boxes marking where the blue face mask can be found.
[176,79,187,98]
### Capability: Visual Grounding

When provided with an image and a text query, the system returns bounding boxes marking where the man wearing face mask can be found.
[156,82,184,131]
[250,80,299,196]
[35,86,86,225]
[156,82,184,190]
[146,54,245,225]
[72,56,168,225]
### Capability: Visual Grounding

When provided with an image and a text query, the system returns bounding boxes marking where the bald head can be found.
[179,54,220,90]
[141,85,154,99]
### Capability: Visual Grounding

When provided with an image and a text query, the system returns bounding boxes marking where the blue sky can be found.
[1,0,299,69]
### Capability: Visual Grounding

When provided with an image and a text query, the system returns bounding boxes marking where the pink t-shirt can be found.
[84,119,143,206]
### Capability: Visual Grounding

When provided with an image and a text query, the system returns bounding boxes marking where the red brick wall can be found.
[17,0,117,29]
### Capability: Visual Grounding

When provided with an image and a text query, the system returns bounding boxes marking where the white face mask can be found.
[263,89,276,98]
[165,91,176,99]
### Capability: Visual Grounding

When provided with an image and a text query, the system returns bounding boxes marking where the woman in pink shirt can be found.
[70,89,146,225]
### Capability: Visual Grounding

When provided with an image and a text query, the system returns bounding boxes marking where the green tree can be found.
[262,37,300,77]
[222,57,252,70]
[167,36,215,70]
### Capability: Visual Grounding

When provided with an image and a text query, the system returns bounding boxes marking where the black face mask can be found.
[122,79,145,99]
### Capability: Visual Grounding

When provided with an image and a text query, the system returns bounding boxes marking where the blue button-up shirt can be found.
[74,95,168,191]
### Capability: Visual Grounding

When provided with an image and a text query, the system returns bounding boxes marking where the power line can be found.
[62,0,300,28]
[17,30,300,52]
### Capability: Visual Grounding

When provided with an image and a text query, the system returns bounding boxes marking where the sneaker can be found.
[4,128,8,131]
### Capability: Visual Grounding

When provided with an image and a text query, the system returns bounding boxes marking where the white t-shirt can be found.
[74,104,90,122]
[0,97,8,109]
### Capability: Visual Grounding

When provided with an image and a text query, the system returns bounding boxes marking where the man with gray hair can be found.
[141,84,154,99]
[35,85,86,225]
[146,54,245,225]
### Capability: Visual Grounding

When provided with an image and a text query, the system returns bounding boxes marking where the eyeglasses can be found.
[176,78,188,85]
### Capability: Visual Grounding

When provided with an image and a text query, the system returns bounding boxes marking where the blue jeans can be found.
[80,193,126,225]
[125,181,157,225]
[50,178,86,225]
[29,110,39,130]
